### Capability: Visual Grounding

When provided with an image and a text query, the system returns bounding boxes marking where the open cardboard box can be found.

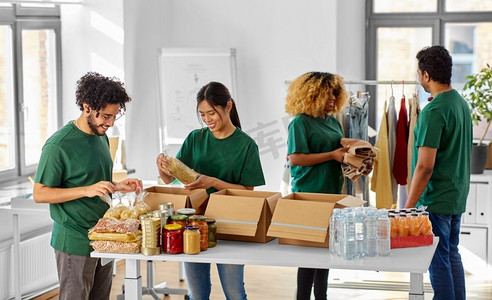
[267,192,366,248]
[204,189,282,243]
[144,186,209,215]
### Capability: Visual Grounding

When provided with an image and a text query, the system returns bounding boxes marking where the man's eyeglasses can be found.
[95,110,124,122]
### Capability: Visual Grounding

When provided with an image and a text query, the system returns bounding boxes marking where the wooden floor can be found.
[34,259,492,300]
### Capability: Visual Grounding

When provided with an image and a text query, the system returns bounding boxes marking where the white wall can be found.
[60,0,365,192]
[60,0,125,124]
[122,0,365,192]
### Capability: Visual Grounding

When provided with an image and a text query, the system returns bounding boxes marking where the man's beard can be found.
[87,114,105,136]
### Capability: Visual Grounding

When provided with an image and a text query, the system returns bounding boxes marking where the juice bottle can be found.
[421,212,433,235]
[389,215,398,238]
[397,213,409,237]
[408,213,420,236]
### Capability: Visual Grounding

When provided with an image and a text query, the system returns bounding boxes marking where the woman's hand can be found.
[156,153,172,177]
[184,174,215,190]
[115,178,143,193]
[331,146,349,163]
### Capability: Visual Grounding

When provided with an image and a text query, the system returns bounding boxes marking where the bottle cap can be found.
[164,224,182,230]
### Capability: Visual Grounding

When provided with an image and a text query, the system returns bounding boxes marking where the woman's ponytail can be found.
[229,99,242,129]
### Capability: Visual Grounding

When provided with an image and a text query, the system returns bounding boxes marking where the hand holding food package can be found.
[160,153,198,184]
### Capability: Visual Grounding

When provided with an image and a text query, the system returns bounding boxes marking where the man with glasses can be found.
[405,46,472,300]
[33,72,143,300]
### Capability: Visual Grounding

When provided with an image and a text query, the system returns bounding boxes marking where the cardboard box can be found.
[267,192,366,248]
[204,189,282,243]
[112,169,127,183]
[144,186,209,214]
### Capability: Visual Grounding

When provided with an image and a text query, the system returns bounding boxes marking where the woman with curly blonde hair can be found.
[286,72,348,300]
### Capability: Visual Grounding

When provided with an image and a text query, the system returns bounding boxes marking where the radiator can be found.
[0,232,58,299]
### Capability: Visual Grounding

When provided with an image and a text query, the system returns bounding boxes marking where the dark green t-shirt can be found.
[287,114,344,194]
[35,121,112,256]
[176,128,265,194]
[412,89,472,215]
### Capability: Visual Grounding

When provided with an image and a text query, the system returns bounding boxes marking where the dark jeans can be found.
[428,213,466,300]
[296,268,329,300]
[55,249,113,300]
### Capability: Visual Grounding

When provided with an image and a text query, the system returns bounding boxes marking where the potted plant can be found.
[462,63,492,174]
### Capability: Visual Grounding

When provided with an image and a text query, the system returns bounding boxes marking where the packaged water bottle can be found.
[354,207,366,258]
[365,209,378,257]
[378,209,391,256]
[329,208,342,255]
[343,210,356,260]
[335,209,346,256]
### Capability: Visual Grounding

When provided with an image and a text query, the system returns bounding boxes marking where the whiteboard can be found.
[156,48,237,147]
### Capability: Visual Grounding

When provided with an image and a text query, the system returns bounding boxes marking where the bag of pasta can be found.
[160,153,198,184]
[133,191,150,216]
[103,191,127,219]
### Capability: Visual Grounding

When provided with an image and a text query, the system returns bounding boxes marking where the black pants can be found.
[296,268,329,300]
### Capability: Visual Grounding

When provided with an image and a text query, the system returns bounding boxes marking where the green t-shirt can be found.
[412,89,472,215]
[176,128,265,194]
[35,121,112,256]
[287,114,344,194]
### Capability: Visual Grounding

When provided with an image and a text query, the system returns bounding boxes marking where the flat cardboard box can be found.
[268,192,366,248]
[204,189,281,243]
[144,186,209,214]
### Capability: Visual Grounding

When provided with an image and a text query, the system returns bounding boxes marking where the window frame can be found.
[0,4,62,182]
[366,0,492,130]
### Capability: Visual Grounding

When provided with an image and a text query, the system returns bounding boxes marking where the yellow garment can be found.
[370,101,393,209]
[407,94,420,193]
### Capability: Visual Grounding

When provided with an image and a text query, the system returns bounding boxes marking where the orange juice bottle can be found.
[397,213,409,237]
[389,215,398,238]
[421,212,433,235]
[408,213,420,236]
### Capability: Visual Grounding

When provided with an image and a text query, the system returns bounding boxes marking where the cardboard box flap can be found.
[144,192,187,211]
[143,186,208,212]
[267,199,334,242]
[283,192,366,208]
[334,195,366,208]
[212,189,281,215]
[187,189,209,210]
[206,194,266,223]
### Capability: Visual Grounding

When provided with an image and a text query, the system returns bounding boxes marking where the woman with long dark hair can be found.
[157,81,265,299]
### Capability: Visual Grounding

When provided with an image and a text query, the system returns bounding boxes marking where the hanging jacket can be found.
[370,101,393,209]
[393,96,409,185]
[406,94,420,192]
[387,96,398,204]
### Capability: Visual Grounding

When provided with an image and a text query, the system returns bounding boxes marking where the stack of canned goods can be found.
[138,203,218,255]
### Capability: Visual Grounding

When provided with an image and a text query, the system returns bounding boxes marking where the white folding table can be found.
[92,237,438,300]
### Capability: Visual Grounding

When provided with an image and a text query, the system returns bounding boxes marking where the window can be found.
[0,5,62,182]
[367,0,492,140]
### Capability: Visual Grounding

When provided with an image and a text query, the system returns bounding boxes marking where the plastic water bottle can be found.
[378,209,391,256]
[354,207,366,258]
[329,209,342,255]
[365,209,378,257]
[343,210,356,260]
[336,209,346,257]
